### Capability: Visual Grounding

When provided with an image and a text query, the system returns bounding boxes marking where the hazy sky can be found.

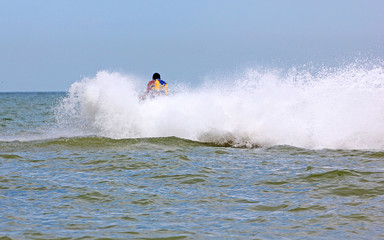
[1,0,383,91]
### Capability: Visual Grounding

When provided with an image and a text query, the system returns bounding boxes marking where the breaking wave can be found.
[55,60,384,149]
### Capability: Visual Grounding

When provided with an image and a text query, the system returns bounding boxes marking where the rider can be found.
[146,72,168,97]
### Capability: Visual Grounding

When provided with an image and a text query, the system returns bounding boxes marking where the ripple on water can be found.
[1,141,384,239]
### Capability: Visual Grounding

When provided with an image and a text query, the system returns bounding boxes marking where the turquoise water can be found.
[1,70,384,240]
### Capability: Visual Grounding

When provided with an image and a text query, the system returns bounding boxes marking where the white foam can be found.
[56,62,384,150]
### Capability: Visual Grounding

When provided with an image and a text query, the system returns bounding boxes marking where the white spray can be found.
[56,62,384,149]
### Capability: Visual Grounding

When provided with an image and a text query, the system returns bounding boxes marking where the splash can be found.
[56,61,384,149]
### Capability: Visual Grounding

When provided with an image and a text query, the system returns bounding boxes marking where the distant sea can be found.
[1,62,384,239]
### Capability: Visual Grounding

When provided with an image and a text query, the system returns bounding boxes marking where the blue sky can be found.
[0,0,383,92]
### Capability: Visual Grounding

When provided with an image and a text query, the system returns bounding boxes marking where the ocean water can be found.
[1,63,384,239]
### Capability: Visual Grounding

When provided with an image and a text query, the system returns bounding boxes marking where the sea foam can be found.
[56,61,384,149]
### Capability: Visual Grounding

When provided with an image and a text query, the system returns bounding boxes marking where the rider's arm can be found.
[147,80,155,93]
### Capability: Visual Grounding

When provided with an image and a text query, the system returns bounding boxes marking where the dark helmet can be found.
[152,72,160,80]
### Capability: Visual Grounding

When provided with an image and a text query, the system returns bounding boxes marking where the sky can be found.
[0,0,383,92]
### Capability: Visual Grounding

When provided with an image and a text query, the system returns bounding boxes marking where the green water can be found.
[1,93,383,239]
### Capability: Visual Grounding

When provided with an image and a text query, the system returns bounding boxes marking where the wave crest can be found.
[55,61,384,149]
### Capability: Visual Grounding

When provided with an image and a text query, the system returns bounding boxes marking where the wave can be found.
[0,136,217,153]
[54,60,384,150]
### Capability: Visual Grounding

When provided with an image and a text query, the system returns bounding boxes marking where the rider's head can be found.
[152,73,160,80]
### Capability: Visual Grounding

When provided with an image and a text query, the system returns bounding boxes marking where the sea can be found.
[1,62,384,239]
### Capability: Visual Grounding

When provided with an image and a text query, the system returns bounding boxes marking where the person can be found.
[145,72,168,98]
